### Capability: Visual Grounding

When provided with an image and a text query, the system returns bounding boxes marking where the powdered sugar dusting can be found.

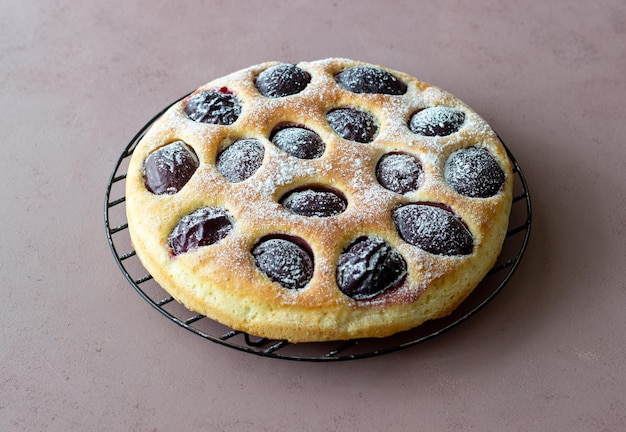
[128,58,513,340]
[409,106,466,137]
[444,147,505,198]
[376,153,423,194]
[335,65,408,95]
[185,90,242,125]
[255,64,312,98]
[393,204,473,256]
[327,107,378,143]
[216,139,264,183]
[271,126,325,159]
[143,141,199,195]
[252,238,314,289]
[282,188,346,217]
[254,155,320,196]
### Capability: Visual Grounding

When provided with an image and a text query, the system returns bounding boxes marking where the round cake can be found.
[125,58,513,342]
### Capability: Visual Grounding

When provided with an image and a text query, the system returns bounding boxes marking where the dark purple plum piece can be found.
[168,207,234,256]
[184,90,241,125]
[252,238,314,290]
[376,153,423,194]
[393,204,473,256]
[143,141,199,195]
[409,107,465,137]
[255,64,311,98]
[216,139,264,183]
[335,65,407,95]
[270,126,325,159]
[326,107,378,143]
[445,147,505,198]
[336,237,407,301]
[281,188,347,217]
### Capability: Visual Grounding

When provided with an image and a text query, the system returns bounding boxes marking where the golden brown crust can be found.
[126,58,513,342]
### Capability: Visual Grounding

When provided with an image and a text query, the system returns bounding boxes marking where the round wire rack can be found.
[104,97,532,362]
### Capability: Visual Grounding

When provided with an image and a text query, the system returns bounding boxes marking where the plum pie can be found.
[125,58,513,342]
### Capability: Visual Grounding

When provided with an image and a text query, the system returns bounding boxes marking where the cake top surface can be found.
[125,58,513,342]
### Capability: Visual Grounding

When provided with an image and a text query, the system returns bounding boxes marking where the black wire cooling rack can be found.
[104,98,532,361]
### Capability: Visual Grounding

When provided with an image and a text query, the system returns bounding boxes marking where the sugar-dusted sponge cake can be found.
[125,58,513,342]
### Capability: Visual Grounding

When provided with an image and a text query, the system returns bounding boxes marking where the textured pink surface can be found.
[2,1,625,430]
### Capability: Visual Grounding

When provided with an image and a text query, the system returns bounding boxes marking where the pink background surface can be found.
[2,1,625,430]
